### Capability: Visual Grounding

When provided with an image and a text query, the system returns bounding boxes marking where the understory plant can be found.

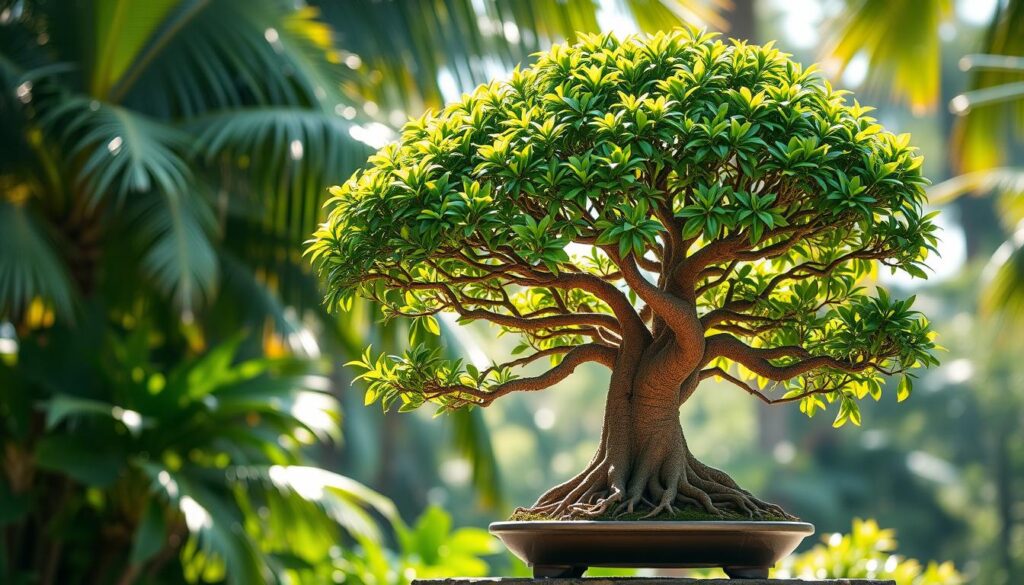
[0,311,393,584]
[309,29,940,520]
[778,519,963,584]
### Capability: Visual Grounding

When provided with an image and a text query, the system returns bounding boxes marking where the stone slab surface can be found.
[414,579,896,585]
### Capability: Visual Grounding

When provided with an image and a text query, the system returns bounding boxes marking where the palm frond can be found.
[929,167,1024,204]
[951,0,1024,171]
[127,187,219,314]
[982,227,1024,333]
[36,95,220,311]
[143,464,270,585]
[318,0,722,112]
[0,199,75,320]
[114,0,357,116]
[89,0,181,99]
[41,96,193,209]
[192,107,372,250]
[822,0,952,111]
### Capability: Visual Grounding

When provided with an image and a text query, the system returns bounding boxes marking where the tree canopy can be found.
[309,28,939,427]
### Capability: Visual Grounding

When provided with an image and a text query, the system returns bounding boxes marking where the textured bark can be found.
[518,345,793,520]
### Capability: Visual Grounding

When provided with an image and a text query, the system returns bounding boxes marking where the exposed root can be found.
[513,442,796,521]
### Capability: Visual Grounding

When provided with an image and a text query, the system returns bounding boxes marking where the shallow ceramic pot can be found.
[489,520,814,579]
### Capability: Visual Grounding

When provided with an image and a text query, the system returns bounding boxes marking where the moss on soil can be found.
[509,507,790,522]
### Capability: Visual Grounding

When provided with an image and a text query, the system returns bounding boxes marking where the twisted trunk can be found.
[518,341,792,520]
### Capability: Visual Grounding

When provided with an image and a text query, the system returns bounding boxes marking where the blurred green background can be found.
[1,0,1022,584]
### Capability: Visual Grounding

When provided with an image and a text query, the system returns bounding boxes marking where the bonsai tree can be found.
[309,29,939,520]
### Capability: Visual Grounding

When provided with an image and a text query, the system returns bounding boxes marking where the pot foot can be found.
[723,566,770,579]
[533,565,587,578]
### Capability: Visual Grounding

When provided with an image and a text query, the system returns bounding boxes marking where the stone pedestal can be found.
[414,579,896,585]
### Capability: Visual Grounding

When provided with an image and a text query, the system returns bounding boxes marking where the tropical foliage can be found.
[339,506,498,585]
[823,5,1024,579]
[311,28,939,425]
[0,310,395,584]
[0,0,718,581]
[779,519,963,585]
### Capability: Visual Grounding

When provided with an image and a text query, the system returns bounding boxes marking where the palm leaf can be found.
[89,0,181,99]
[127,186,219,314]
[318,0,723,112]
[113,0,357,116]
[143,464,270,585]
[37,96,220,310]
[951,1,1024,171]
[0,199,75,320]
[192,107,372,250]
[929,168,1024,205]
[821,0,952,112]
[981,228,1024,333]
[41,97,193,209]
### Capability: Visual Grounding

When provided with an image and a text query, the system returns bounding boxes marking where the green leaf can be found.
[90,0,180,98]
[0,200,75,319]
[35,435,123,487]
[423,315,441,336]
[897,375,913,403]
[130,497,167,566]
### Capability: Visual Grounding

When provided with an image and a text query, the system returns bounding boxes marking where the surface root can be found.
[515,448,795,521]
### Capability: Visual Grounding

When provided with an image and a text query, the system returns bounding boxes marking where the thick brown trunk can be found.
[519,352,792,520]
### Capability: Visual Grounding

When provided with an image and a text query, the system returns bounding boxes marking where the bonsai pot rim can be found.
[489,520,815,579]
[490,519,814,532]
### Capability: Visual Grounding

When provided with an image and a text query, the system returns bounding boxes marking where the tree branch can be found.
[704,334,873,380]
[426,343,617,406]
[699,366,850,405]
[613,249,702,347]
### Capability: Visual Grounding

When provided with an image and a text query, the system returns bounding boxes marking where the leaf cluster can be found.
[310,28,940,421]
